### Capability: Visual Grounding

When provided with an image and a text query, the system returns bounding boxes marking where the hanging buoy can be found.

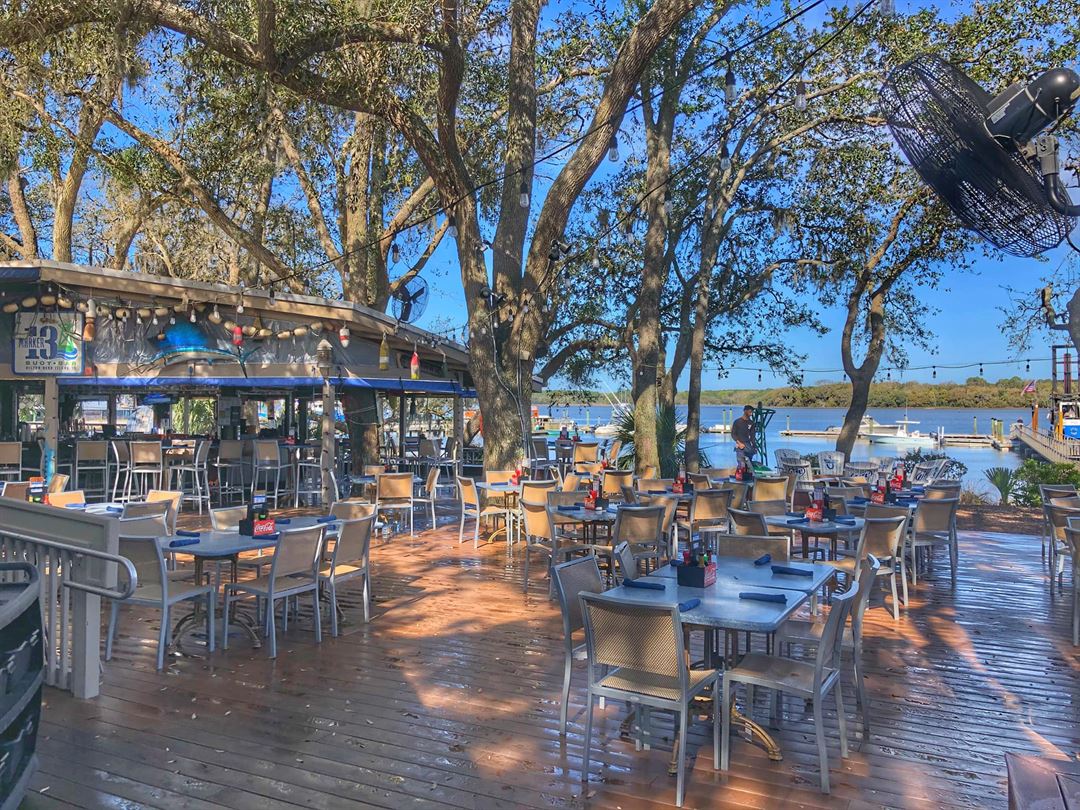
[410,349,420,380]
[379,334,390,371]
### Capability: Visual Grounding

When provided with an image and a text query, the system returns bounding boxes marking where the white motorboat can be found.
[866,418,938,449]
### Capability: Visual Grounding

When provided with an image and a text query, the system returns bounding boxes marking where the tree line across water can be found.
[540,378,1052,410]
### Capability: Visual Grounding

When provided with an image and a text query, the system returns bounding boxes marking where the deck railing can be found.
[1011,424,1080,463]
[0,500,135,698]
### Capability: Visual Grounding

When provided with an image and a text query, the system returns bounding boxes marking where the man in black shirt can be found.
[731,405,757,467]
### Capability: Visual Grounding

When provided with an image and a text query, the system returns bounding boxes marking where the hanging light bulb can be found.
[169,312,176,325]
[607,133,620,162]
[720,144,732,171]
[1026,360,1031,373]
[339,324,350,348]
[757,369,762,383]
[189,308,197,323]
[379,334,390,371]
[518,181,529,209]
[794,78,808,112]
[932,365,937,379]
[886,369,891,380]
[209,304,222,324]
[151,312,159,326]
[391,243,400,263]
[663,192,673,217]
[268,285,276,305]
[591,252,601,270]
[979,363,984,376]
[448,215,458,238]
[724,64,736,104]
[136,311,143,325]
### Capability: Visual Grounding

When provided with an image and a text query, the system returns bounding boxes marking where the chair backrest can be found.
[120,499,170,523]
[110,439,130,465]
[1049,495,1080,509]
[573,442,599,463]
[1041,483,1078,504]
[0,442,21,466]
[146,490,182,534]
[752,476,788,502]
[774,448,802,467]
[601,470,633,498]
[861,515,907,561]
[210,505,247,530]
[817,450,846,475]
[913,498,959,533]
[688,473,711,490]
[780,460,813,483]
[747,498,787,516]
[576,461,603,477]
[561,472,582,492]
[635,493,678,538]
[423,465,441,496]
[729,507,768,535]
[521,498,554,541]
[48,489,85,508]
[1,482,29,500]
[924,484,961,500]
[612,505,664,546]
[130,441,162,466]
[813,581,858,686]
[711,533,790,561]
[268,525,325,583]
[637,478,674,494]
[703,467,736,480]
[825,486,864,503]
[457,476,479,509]
[726,480,749,509]
[331,499,377,520]
[47,473,69,494]
[552,555,603,638]
[580,592,685,693]
[555,441,573,462]
[253,439,280,464]
[328,516,374,571]
[639,465,658,480]
[363,464,386,477]
[485,469,515,485]
[851,555,880,642]
[521,480,557,503]
[377,472,413,500]
[531,436,550,460]
[117,535,166,595]
[419,438,439,459]
[192,440,211,465]
[606,440,623,463]
[76,441,108,463]
[217,439,244,461]
[613,541,638,582]
[690,489,732,523]
[864,503,909,521]
[547,489,588,508]
[620,485,638,505]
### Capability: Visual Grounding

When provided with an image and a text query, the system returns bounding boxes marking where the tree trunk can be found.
[836,371,872,459]
[683,274,710,472]
[7,174,37,257]
[343,389,380,471]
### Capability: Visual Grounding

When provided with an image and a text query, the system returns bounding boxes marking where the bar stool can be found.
[127,441,164,500]
[212,439,245,504]
[172,440,211,514]
[294,446,324,507]
[110,439,131,502]
[75,440,109,502]
[0,442,22,482]
[251,439,286,507]
[20,439,42,479]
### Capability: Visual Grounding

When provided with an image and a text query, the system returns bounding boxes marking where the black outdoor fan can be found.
[391,275,429,323]
[880,53,1080,257]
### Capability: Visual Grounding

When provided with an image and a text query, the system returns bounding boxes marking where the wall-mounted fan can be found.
[391,276,429,324]
[880,53,1080,256]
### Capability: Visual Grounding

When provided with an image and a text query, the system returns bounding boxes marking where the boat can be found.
[865,418,939,449]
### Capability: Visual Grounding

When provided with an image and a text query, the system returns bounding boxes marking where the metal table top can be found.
[647,557,834,594]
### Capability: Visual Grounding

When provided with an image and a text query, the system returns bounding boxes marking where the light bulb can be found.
[391,243,400,263]
[794,78,808,112]
[236,300,244,314]
[268,286,276,305]
[169,314,176,325]
[447,215,457,238]
[518,182,529,209]
[152,314,158,326]
[725,66,736,104]
[189,309,196,323]
[720,144,732,171]
[663,195,673,216]
[209,305,222,324]
[591,254,600,270]
[607,133,619,162]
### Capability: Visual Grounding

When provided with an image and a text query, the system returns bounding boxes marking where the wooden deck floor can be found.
[18,510,1080,810]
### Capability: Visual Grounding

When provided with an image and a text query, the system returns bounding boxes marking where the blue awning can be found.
[0,266,42,281]
[57,375,475,396]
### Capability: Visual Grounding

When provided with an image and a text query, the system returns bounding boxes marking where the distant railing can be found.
[0,501,135,698]
[1011,424,1080,463]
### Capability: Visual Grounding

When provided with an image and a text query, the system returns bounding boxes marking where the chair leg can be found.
[814,691,830,793]
[950,535,958,586]
[899,556,909,607]
[675,705,688,807]
[889,572,900,621]
[206,591,216,653]
[458,510,466,543]
[713,685,721,770]
[223,591,232,649]
[267,596,278,658]
[329,581,339,637]
[853,645,869,740]
[721,678,732,770]
[581,693,594,788]
[835,682,848,758]
[106,602,119,660]
[312,587,322,644]
[362,573,371,623]
[473,516,480,549]
[156,605,169,671]
[560,648,572,735]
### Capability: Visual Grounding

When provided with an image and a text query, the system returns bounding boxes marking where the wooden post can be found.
[398,394,407,469]
[43,376,58,484]
[321,379,336,505]
[453,395,465,466]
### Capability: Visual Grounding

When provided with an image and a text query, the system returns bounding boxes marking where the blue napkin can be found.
[315,516,335,524]
[175,529,200,537]
[835,517,857,525]
[275,518,292,524]
[785,511,803,517]
[740,591,787,603]
[669,560,682,567]
[557,505,577,512]
[787,517,809,525]
[648,489,667,494]
[772,564,813,577]
[623,579,665,590]
[63,503,85,509]
[852,497,869,504]
[106,506,123,513]
[169,537,199,548]
[261,532,280,542]
[677,598,700,612]
[574,502,586,507]
[753,554,771,566]
[912,486,925,493]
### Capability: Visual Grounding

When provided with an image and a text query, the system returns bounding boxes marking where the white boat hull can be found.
[866,433,937,448]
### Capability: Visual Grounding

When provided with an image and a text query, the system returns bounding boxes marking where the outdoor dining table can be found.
[764,514,864,559]
[605,574,811,762]
[648,556,835,597]
[549,504,617,545]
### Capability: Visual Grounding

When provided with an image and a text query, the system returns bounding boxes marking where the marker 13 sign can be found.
[13,311,84,375]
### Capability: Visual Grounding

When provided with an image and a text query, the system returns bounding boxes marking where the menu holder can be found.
[676,562,716,589]
[239,516,276,537]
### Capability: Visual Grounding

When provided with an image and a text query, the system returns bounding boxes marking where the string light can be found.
[448,215,458,238]
[979,363,984,375]
[591,252,601,270]
[724,63,737,104]
[720,144,732,171]
[932,366,937,379]
[189,308,197,323]
[607,133,619,162]
[391,243,400,263]
[1026,360,1031,372]
[209,304,222,324]
[663,192,673,216]
[268,285,276,305]
[518,181,530,209]
[757,369,762,382]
